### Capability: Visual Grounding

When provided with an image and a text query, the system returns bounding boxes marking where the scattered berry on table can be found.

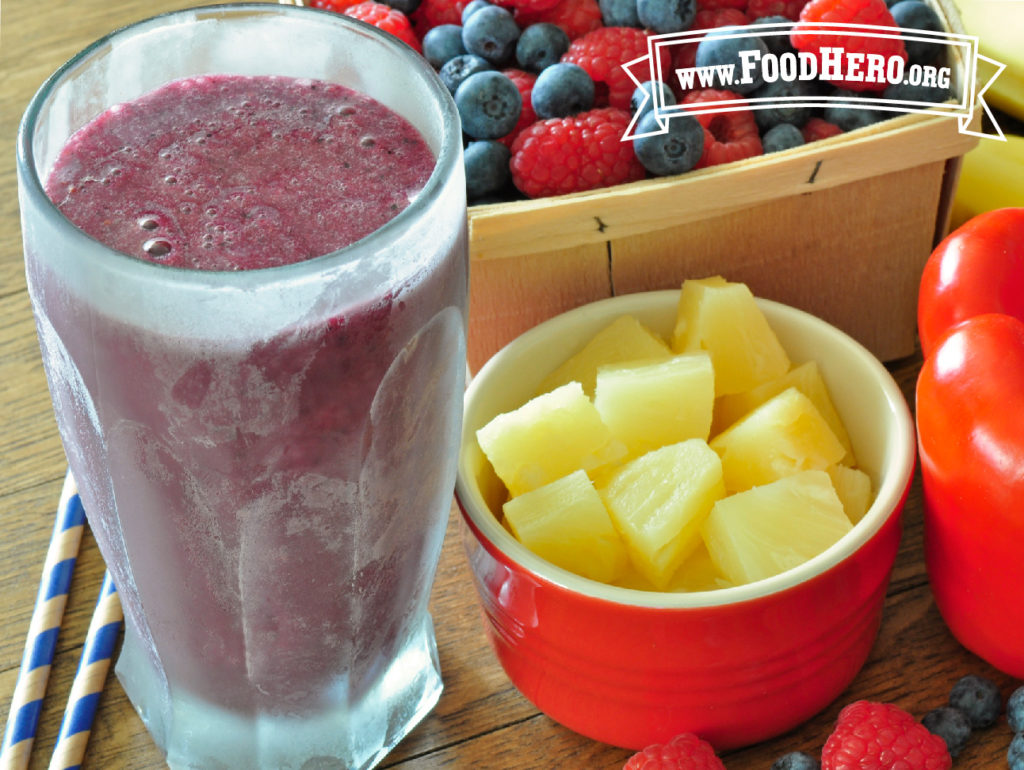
[599,0,641,27]
[462,0,493,21]
[695,27,769,94]
[465,139,512,199]
[515,22,571,70]
[1010,732,1024,770]
[770,751,820,770]
[761,122,804,152]
[823,89,887,131]
[439,53,493,93]
[343,1,423,51]
[622,732,727,770]
[531,61,596,117]
[509,107,645,197]
[888,0,944,64]
[801,116,843,141]
[682,88,763,167]
[562,26,658,109]
[498,68,539,145]
[515,0,604,39]
[948,674,1003,729]
[455,70,524,138]
[632,111,706,175]
[422,23,469,67]
[462,4,522,64]
[791,0,907,91]
[637,0,698,33]
[821,700,952,770]
[752,77,815,131]
[921,706,973,758]
[630,80,676,119]
[411,0,470,34]
[1008,686,1024,733]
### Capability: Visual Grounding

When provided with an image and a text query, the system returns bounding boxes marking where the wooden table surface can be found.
[1,0,1021,767]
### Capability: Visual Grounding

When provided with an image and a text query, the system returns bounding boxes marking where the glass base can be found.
[115,614,443,770]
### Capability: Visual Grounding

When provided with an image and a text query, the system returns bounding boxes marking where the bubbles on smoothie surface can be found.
[45,74,436,270]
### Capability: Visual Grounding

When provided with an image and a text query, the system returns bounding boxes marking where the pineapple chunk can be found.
[713,360,855,465]
[503,470,629,583]
[594,352,714,459]
[826,464,874,524]
[477,382,626,497]
[537,315,672,397]
[702,470,853,585]
[598,439,725,589]
[710,387,846,493]
[672,277,790,396]
[667,543,733,592]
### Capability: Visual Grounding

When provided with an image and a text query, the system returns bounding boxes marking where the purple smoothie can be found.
[34,74,466,714]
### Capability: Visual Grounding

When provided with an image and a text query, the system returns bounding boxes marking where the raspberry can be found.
[309,0,367,12]
[562,27,657,110]
[496,0,564,15]
[499,68,539,147]
[623,732,726,770]
[681,88,763,167]
[790,0,907,92]
[509,107,645,197]
[696,0,748,14]
[821,701,952,770]
[747,0,807,20]
[672,8,749,80]
[343,2,422,51]
[801,116,843,142]
[515,0,604,41]
[411,0,471,36]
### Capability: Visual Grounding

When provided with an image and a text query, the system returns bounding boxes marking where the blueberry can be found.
[949,674,1002,729]
[381,0,421,14]
[455,70,523,139]
[531,62,595,118]
[1011,732,1024,770]
[632,110,704,176]
[770,751,820,770]
[461,0,492,23]
[883,79,951,105]
[465,140,511,200]
[515,23,570,72]
[752,77,814,131]
[1008,686,1024,733]
[599,0,641,27]
[462,4,521,66]
[889,0,944,64]
[761,122,804,153]
[439,54,493,94]
[636,0,696,33]
[423,24,468,69]
[824,89,888,131]
[630,80,676,118]
[695,27,769,94]
[749,15,796,58]
[922,706,972,758]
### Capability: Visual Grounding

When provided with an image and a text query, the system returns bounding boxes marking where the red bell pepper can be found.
[916,207,1024,678]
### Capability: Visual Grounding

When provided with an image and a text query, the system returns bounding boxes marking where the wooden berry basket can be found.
[465,0,979,371]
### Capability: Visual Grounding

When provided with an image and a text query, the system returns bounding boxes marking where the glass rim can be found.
[16,2,463,286]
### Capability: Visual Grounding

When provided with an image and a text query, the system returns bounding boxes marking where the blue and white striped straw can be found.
[48,572,122,770]
[1,473,86,770]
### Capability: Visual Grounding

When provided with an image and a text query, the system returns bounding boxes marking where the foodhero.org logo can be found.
[622,21,1007,141]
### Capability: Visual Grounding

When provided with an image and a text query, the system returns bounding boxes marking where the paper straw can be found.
[48,572,122,770]
[0,473,86,770]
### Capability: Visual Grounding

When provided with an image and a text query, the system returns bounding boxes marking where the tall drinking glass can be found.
[17,6,467,768]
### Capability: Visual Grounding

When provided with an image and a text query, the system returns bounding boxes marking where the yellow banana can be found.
[953,0,1024,120]
[951,132,1024,228]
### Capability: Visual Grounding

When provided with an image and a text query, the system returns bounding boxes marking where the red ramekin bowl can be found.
[455,290,916,752]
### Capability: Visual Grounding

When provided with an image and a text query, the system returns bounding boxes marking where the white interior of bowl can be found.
[456,290,916,608]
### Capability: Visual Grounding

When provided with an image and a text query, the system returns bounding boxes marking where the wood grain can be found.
[0,1,1019,769]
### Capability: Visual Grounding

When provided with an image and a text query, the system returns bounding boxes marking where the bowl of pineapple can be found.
[455,277,916,752]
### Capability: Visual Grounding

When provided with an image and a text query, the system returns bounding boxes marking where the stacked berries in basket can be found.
[311,0,949,201]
